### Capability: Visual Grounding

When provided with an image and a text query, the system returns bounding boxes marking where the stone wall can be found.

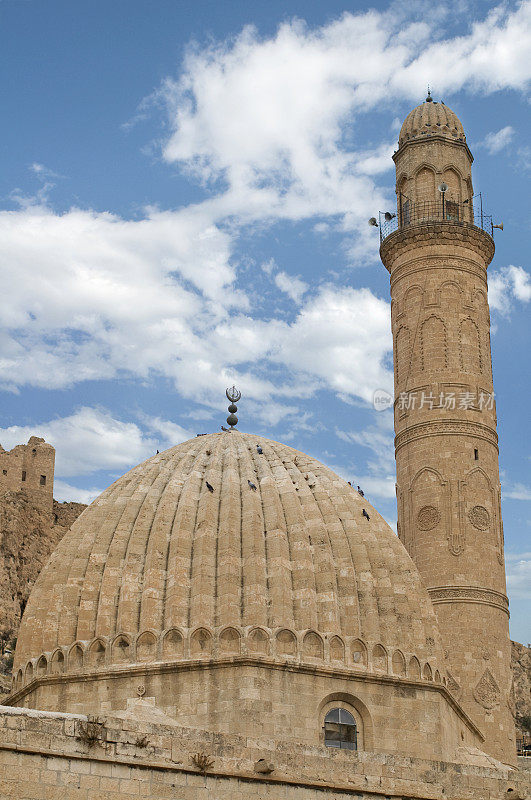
[0,437,55,512]
[512,641,531,735]
[0,703,529,800]
[7,659,483,763]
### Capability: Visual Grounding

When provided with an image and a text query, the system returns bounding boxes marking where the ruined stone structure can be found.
[1,97,528,799]
[0,436,54,513]
[380,93,514,764]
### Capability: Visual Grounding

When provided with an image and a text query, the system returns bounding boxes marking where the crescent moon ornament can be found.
[226,386,241,403]
[224,386,241,430]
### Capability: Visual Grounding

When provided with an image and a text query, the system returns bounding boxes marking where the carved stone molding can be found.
[468,505,490,531]
[391,261,487,291]
[395,419,498,452]
[446,671,461,698]
[428,585,509,615]
[417,506,441,531]
[474,668,500,710]
[380,223,495,273]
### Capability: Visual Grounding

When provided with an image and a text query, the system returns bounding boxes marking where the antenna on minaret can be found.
[426,86,433,102]
[225,386,241,430]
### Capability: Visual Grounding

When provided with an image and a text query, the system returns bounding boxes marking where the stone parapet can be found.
[0,704,529,800]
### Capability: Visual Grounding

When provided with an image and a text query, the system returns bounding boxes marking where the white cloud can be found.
[0,197,392,410]
[0,407,192,478]
[53,480,102,505]
[274,271,308,303]
[504,483,531,501]
[506,552,531,599]
[335,412,396,499]
[1,3,529,426]
[488,265,531,315]
[269,286,392,403]
[353,476,396,500]
[337,421,394,473]
[480,125,515,154]
[157,2,530,235]
[0,203,250,399]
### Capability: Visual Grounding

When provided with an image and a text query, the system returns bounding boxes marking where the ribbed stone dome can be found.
[399,98,466,148]
[14,432,443,675]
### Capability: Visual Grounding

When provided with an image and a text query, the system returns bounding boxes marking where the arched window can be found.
[324,708,357,750]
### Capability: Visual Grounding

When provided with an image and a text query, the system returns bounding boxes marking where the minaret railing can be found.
[379,194,493,242]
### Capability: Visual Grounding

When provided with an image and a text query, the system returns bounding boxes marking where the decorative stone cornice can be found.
[380,223,495,273]
[393,135,474,164]
[428,586,509,615]
[12,627,442,694]
[389,257,488,289]
[395,419,498,453]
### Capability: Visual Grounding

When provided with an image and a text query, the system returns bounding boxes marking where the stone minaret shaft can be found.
[380,97,514,763]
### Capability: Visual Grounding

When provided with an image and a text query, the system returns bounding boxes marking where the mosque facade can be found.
[0,97,529,800]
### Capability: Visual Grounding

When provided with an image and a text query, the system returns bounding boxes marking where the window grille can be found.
[324,708,357,750]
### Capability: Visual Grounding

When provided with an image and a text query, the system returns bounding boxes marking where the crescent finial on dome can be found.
[225,385,241,429]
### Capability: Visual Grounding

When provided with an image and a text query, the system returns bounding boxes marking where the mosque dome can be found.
[14,431,444,681]
[399,93,466,148]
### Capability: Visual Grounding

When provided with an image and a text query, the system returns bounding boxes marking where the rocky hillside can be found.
[0,491,86,689]
[513,640,531,736]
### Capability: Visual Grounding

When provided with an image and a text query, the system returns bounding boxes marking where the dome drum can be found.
[9,643,482,762]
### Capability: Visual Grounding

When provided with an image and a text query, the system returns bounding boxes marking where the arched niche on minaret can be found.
[461,467,502,565]
[414,165,436,204]
[459,317,483,374]
[441,166,462,203]
[420,315,448,372]
[408,467,449,554]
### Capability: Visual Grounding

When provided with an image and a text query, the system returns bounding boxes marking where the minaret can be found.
[379,93,515,763]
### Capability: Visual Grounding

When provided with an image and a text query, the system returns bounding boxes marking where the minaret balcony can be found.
[379,197,494,244]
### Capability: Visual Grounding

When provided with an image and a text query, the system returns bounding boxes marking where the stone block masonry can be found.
[0,704,529,800]
[0,437,55,513]
[380,96,514,764]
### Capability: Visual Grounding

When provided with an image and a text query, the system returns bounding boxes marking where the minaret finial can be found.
[225,386,241,430]
[426,86,433,102]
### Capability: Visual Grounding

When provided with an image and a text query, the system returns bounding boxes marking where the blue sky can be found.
[0,0,529,641]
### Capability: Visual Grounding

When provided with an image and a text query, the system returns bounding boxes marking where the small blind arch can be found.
[324,708,357,750]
